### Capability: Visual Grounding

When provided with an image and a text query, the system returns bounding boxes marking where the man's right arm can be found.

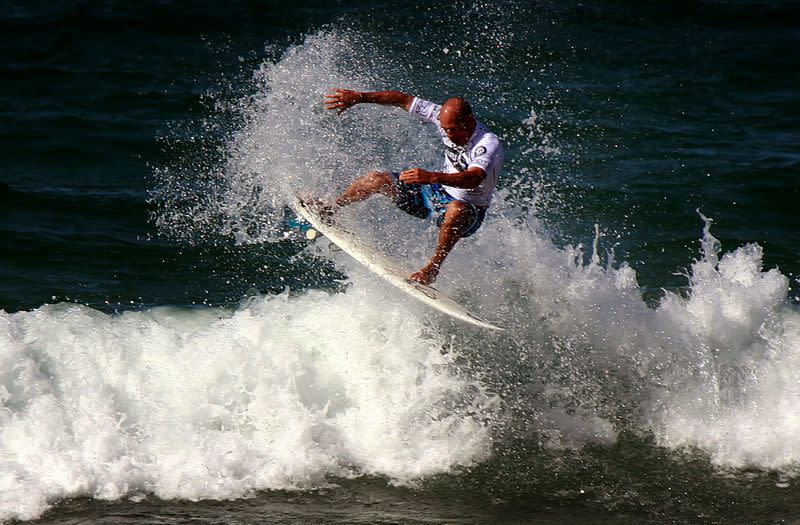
[325,89,413,114]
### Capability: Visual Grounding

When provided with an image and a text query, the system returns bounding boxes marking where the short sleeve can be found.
[468,136,503,172]
[408,97,441,124]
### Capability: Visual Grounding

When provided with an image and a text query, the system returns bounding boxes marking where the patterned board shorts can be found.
[390,172,487,238]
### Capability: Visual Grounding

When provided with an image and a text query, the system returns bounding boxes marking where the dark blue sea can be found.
[2,1,800,523]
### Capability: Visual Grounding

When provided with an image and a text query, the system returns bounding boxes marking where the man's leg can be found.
[333,171,396,209]
[409,200,472,285]
[307,171,396,224]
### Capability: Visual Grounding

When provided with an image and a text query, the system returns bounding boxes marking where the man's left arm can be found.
[399,167,485,188]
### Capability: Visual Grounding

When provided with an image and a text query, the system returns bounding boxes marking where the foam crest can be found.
[426,203,800,469]
[0,290,496,521]
[650,218,800,469]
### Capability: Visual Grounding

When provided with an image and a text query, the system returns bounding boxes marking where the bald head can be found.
[439,97,476,146]
[441,97,472,119]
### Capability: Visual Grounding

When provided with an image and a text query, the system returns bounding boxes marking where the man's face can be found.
[439,109,472,146]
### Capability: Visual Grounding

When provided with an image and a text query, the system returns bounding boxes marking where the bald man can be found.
[322,89,504,285]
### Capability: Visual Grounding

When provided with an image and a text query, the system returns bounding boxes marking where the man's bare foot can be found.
[300,197,338,225]
[408,264,439,285]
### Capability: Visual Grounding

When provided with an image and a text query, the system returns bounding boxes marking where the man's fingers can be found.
[324,89,365,117]
[324,89,351,103]
[399,171,418,183]
[400,168,428,185]
[324,101,351,113]
[324,89,356,113]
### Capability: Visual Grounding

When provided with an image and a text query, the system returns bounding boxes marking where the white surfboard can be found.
[293,197,503,331]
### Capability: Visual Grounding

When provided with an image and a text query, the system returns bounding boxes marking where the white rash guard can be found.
[408,96,504,207]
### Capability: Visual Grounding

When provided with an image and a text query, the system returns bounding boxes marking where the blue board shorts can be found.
[390,172,487,238]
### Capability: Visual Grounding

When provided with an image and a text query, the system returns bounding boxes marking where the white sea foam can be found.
[0,287,496,521]
[648,219,800,470]
[9,203,799,521]
[463,207,800,470]
[456,198,800,469]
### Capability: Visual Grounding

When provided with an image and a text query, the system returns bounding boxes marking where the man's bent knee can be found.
[365,171,395,196]
[441,201,471,232]
[365,171,391,181]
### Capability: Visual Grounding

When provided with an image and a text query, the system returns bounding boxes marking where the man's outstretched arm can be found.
[325,89,413,114]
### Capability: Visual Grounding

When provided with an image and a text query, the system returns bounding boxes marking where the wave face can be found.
[6,205,799,522]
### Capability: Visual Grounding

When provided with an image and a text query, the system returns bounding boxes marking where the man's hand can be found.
[399,168,434,185]
[324,89,363,114]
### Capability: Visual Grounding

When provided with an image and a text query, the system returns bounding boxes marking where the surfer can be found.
[322,89,504,285]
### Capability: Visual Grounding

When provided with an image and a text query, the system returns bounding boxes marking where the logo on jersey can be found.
[474,146,487,157]
[445,145,469,171]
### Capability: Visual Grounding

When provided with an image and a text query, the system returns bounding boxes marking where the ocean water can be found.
[2,1,800,523]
